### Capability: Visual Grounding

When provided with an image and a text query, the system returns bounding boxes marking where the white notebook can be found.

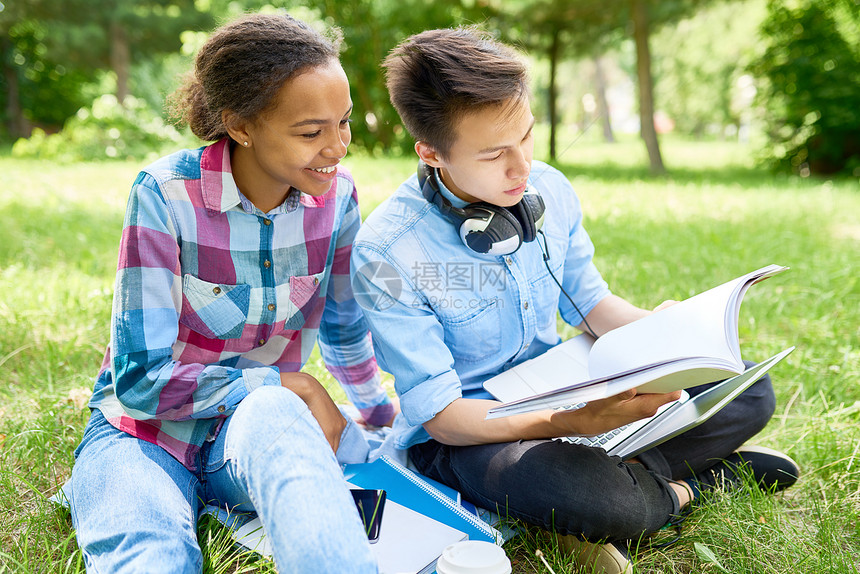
[230,485,468,574]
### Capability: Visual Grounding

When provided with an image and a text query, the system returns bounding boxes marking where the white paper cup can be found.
[435,540,511,574]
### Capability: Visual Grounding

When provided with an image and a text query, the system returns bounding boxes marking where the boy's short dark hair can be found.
[383,27,529,158]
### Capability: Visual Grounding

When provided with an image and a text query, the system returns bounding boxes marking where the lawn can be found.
[0,137,858,573]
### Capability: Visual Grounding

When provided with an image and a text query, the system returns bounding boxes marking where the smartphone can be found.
[350,488,386,543]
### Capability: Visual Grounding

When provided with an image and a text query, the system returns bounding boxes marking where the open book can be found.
[485,264,789,419]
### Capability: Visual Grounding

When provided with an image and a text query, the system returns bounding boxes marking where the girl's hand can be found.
[279,372,347,452]
[354,395,400,429]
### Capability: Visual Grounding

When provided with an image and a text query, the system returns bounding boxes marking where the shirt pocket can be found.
[282,270,326,332]
[180,274,250,340]
[441,299,502,364]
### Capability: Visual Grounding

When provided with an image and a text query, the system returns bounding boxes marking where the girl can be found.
[69,13,391,573]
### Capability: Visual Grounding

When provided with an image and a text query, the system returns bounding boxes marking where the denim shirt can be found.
[351,160,610,449]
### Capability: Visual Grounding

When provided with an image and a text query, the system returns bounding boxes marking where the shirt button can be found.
[264,219,272,226]
[267,303,275,311]
[212,286,221,295]
[263,260,271,268]
[523,301,529,310]
[258,338,266,346]
[505,256,513,266]
[217,405,225,413]
[313,277,319,286]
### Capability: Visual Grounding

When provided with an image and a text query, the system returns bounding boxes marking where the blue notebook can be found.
[342,455,502,544]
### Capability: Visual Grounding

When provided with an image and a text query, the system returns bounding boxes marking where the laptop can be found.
[487,347,794,460]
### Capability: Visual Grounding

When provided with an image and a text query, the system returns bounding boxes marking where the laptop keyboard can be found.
[551,401,641,452]
[554,394,687,454]
[562,424,632,449]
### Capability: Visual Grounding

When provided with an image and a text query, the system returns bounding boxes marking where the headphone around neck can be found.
[417,160,546,256]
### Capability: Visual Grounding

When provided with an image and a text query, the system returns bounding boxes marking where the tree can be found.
[651,1,768,138]
[0,0,85,138]
[55,0,213,104]
[593,56,616,143]
[500,0,725,174]
[630,0,664,173]
[621,0,726,173]
[499,0,620,160]
[750,0,860,175]
[301,0,495,154]
[0,0,213,140]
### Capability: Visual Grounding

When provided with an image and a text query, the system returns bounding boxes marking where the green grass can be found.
[1,138,858,573]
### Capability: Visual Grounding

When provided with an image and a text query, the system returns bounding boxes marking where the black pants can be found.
[409,366,776,541]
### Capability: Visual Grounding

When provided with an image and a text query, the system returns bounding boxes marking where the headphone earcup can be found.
[459,203,523,255]
[508,189,546,243]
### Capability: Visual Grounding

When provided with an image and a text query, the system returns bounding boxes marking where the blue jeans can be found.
[70,386,377,573]
[410,366,776,542]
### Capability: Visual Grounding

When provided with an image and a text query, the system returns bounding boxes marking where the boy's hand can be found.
[279,372,347,452]
[552,388,682,437]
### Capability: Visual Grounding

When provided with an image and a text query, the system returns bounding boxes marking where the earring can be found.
[242,141,249,147]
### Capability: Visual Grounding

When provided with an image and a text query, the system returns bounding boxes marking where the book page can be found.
[483,265,788,420]
[519,337,591,391]
[588,278,745,380]
[588,265,787,379]
[486,358,728,419]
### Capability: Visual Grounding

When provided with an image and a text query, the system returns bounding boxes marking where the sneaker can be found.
[685,445,800,499]
[558,535,634,574]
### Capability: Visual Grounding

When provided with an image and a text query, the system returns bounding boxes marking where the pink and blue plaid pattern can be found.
[89,139,393,470]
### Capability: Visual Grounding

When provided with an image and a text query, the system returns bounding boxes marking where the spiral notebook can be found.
[342,455,502,544]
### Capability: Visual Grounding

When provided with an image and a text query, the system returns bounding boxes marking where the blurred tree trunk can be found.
[2,36,27,138]
[110,20,130,104]
[631,0,665,174]
[594,55,615,143]
[547,26,561,160]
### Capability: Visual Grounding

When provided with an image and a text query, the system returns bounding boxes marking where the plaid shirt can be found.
[89,139,393,471]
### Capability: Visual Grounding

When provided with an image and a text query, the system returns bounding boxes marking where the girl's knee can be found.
[235,385,309,422]
[226,386,322,454]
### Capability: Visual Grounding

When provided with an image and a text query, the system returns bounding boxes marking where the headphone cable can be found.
[538,230,599,340]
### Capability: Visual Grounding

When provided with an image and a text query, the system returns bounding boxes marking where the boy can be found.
[352,28,798,573]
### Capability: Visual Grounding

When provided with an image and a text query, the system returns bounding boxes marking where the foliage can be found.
[750,0,860,176]
[652,0,767,137]
[0,0,213,139]
[496,0,624,159]
[496,0,726,171]
[280,0,497,155]
[0,18,93,129]
[11,94,185,162]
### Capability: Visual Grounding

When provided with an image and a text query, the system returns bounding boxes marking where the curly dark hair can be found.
[383,27,529,159]
[169,13,341,141]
